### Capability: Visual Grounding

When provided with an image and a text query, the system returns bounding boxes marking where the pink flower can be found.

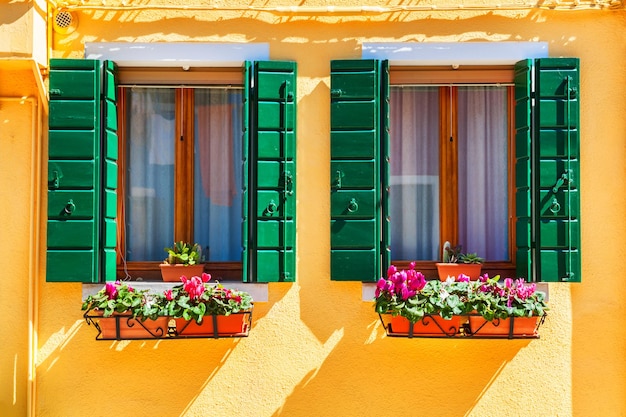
[164,289,173,301]
[105,282,118,300]
[457,274,470,283]
[201,272,212,283]
[181,275,206,300]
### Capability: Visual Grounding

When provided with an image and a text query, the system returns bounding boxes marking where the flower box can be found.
[86,312,170,340]
[468,315,543,338]
[82,275,254,341]
[385,314,461,337]
[175,312,252,337]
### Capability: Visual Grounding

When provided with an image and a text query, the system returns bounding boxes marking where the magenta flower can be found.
[164,289,173,301]
[181,275,206,300]
[457,274,470,283]
[105,282,118,300]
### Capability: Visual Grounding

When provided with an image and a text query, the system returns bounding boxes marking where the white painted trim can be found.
[362,42,548,66]
[85,42,270,67]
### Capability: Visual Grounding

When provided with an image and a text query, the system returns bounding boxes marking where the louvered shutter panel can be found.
[244,61,297,282]
[47,59,118,282]
[330,59,388,281]
[102,61,119,281]
[514,60,533,282]
[515,58,581,282]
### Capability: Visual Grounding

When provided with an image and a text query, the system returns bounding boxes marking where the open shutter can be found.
[244,61,297,282]
[47,59,118,282]
[330,59,388,281]
[515,58,581,282]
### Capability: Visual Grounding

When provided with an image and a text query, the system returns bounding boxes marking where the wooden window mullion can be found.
[174,88,195,243]
[439,86,458,247]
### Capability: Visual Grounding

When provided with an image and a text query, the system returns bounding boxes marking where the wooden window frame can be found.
[115,68,245,281]
[389,66,517,278]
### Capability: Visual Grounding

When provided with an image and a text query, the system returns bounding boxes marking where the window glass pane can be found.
[389,86,440,261]
[125,88,175,261]
[457,86,509,260]
[193,89,243,261]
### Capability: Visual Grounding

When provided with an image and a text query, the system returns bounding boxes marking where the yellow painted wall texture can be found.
[2,1,626,416]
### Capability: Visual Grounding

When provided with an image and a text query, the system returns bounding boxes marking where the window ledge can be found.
[83,282,269,302]
[362,281,549,302]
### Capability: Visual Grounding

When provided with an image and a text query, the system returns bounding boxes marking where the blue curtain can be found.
[125,88,175,261]
[193,89,243,262]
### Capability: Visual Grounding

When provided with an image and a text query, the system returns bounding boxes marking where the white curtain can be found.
[389,87,440,260]
[457,87,509,260]
[125,88,175,261]
[193,89,243,261]
[389,86,509,262]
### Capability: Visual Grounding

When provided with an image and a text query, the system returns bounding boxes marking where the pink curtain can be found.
[195,91,237,207]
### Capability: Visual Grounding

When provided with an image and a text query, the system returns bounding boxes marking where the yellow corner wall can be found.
[2,2,626,416]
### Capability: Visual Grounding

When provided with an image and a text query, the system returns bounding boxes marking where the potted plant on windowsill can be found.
[164,272,254,337]
[374,263,473,337]
[159,241,205,282]
[467,274,548,337]
[435,241,484,281]
[82,281,169,339]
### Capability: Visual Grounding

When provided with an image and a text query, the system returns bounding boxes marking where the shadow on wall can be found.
[271,320,533,417]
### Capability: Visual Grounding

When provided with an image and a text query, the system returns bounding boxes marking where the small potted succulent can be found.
[81,281,169,339]
[467,274,548,337]
[159,241,205,282]
[435,241,484,281]
[164,273,253,336]
[374,263,473,336]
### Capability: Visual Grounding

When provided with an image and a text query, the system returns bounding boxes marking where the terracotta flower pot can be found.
[435,263,482,281]
[96,313,170,340]
[389,314,461,337]
[468,315,539,337]
[175,313,250,337]
[159,263,205,282]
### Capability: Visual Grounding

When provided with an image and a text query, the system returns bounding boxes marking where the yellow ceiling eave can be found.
[47,0,625,14]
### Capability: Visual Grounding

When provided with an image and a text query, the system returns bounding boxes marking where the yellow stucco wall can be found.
[2,1,626,416]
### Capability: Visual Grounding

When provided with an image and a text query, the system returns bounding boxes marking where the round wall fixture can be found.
[53,10,78,35]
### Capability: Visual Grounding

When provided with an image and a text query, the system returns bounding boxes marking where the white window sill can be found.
[83,282,269,302]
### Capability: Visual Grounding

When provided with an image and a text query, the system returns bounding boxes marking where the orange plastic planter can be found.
[469,316,539,337]
[175,313,249,337]
[435,263,482,281]
[97,314,169,339]
[159,264,205,282]
[389,315,461,337]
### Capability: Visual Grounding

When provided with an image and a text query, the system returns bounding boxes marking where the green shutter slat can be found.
[245,61,297,282]
[330,59,386,281]
[242,61,252,282]
[514,58,581,283]
[514,59,533,282]
[101,60,118,282]
[46,59,118,283]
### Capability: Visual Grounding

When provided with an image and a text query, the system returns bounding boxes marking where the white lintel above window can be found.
[85,42,270,67]
[362,41,548,66]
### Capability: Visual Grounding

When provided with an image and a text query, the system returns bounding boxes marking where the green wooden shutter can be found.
[47,59,118,282]
[515,58,581,282]
[330,59,388,281]
[244,61,297,282]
